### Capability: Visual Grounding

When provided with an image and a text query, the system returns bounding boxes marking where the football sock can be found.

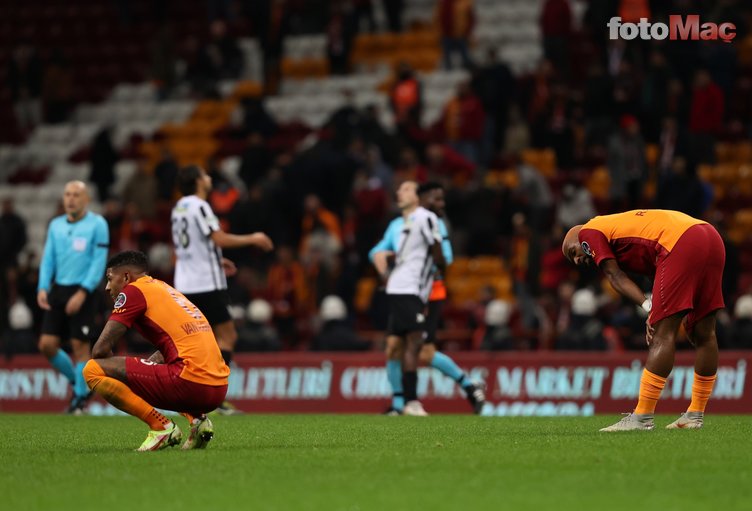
[403,371,418,402]
[430,352,470,388]
[688,372,717,413]
[83,360,170,430]
[386,359,404,410]
[74,361,90,398]
[221,350,233,366]
[50,349,76,385]
[634,368,667,415]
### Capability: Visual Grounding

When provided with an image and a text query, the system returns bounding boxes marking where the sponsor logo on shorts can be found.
[113,292,127,309]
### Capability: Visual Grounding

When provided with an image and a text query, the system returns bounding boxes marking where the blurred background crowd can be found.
[1,0,752,357]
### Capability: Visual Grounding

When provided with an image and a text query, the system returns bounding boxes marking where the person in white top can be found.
[172,165,273,414]
[373,180,446,416]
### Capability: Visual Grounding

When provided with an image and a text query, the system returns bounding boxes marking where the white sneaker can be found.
[666,411,704,430]
[403,400,428,416]
[136,422,182,451]
[599,413,654,432]
[182,415,214,449]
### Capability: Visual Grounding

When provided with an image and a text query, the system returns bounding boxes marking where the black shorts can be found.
[184,289,231,326]
[41,285,98,342]
[386,294,426,337]
[423,299,444,344]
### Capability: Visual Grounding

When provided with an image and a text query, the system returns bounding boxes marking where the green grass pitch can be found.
[1,414,750,510]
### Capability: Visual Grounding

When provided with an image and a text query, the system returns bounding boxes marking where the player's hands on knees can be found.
[249,232,274,251]
[221,258,237,277]
[65,289,86,316]
[645,320,656,346]
[37,290,51,311]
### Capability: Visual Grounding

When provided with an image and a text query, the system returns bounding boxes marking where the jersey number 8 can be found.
[172,217,190,249]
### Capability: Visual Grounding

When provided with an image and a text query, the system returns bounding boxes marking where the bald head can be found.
[63,180,90,221]
[562,225,584,264]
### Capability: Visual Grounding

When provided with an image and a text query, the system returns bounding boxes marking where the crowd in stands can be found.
[3,0,752,356]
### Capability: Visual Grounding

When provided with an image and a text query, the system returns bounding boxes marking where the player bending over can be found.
[85,251,230,451]
[562,209,724,431]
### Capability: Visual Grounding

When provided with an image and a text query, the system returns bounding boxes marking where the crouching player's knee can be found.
[83,360,106,391]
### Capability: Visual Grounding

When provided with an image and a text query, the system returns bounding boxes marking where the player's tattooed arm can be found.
[92,320,128,359]
[148,351,165,364]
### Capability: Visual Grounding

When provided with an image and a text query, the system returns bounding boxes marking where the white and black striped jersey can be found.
[386,206,443,302]
[171,195,227,293]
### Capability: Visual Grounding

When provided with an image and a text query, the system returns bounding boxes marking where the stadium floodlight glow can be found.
[607,16,736,43]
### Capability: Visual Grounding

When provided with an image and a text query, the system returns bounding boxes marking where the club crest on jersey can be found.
[581,241,593,257]
[114,292,127,309]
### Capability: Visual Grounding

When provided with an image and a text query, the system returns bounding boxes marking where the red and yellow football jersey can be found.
[109,276,230,386]
[579,210,706,275]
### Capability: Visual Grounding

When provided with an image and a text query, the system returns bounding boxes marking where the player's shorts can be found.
[423,299,444,344]
[183,289,231,326]
[386,294,426,337]
[125,357,228,416]
[40,285,98,341]
[650,223,725,330]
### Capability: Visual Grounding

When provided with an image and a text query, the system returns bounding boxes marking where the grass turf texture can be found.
[1,415,750,511]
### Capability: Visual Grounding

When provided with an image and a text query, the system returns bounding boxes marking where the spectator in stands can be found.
[426,142,476,186]
[473,48,515,166]
[390,62,422,136]
[480,299,515,350]
[656,116,689,178]
[149,25,177,99]
[689,68,725,164]
[327,2,355,75]
[513,154,553,232]
[236,299,282,351]
[583,63,614,149]
[122,160,158,219]
[7,44,43,133]
[640,50,673,143]
[327,90,363,149]
[207,20,243,79]
[383,0,404,32]
[437,0,474,69]
[655,157,709,219]
[311,295,370,351]
[207,161,241,231]
[266,245,310,346]
[540,0,572,79]
[351,0,376,33]
[254,0,291,95]
[607,114,646,210]
[42,50,74,124]
[440,80,485,165]
[241,97,278,138]
[154,147,179,202]
[0,199,27,271]
[728,295,752,349]
[89,126,119,202]
[556,288,606,350]
[556,183,596,230]
[239,132,273,189]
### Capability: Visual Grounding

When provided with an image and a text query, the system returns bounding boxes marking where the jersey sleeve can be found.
[195,203,220,238]
[438,219,453,265]
[420,212,442,246]
[81,216,110,292]
[108,284,147,328]
[579,228,615,266]
[38,220,57,292]
[368,218,398,262]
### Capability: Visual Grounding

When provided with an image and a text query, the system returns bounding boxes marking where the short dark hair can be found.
[417,181,443,195]
[107,251,149,272]
[177,165,203,196]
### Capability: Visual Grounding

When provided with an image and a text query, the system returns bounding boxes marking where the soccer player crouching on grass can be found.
[562,210,724,431]
[84,251,230,451]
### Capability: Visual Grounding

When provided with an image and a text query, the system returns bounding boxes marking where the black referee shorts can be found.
[41,285,98,342]
[184,289,232,326]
